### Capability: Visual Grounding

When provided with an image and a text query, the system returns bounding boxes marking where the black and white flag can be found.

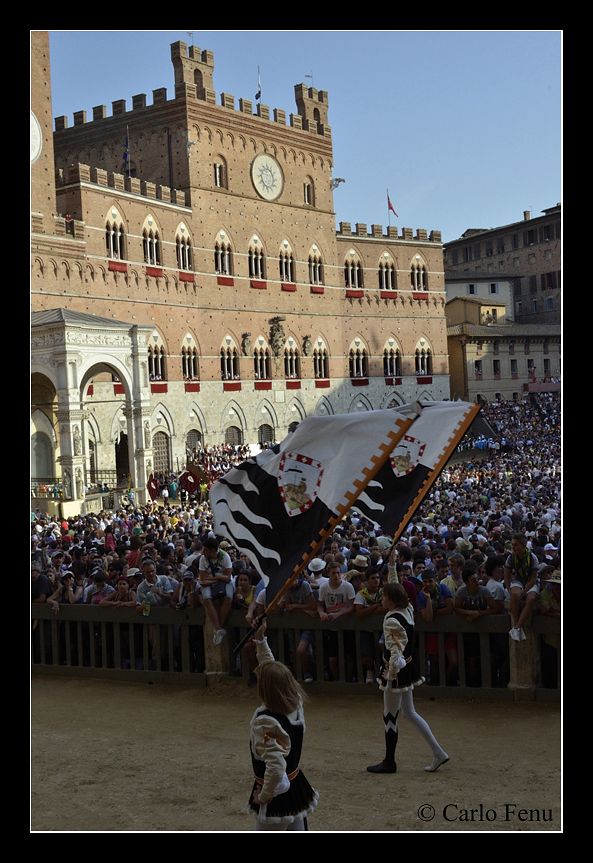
[211,400,477,601]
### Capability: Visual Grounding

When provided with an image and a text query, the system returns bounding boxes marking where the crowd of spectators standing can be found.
[32,393,560,686]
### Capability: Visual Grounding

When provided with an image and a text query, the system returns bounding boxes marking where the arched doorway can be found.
[258,423,275,445]
[225,425,243,446]
[31,431,53,477]
[186,429,202,453]
[115,433,129,485]
[153,430,171,474]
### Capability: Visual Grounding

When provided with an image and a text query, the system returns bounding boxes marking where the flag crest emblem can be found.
[278,452,323,516]
[390,435,426,477]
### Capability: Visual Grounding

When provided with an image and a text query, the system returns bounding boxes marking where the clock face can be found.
[30,111,42,163]
[251,153,283,201]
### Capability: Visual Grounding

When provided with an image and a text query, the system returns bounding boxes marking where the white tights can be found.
[255,814,306,831]
[384,688,445,757]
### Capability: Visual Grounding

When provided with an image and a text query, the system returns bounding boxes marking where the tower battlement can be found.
[336,222,442,243]
[55,163,188,207]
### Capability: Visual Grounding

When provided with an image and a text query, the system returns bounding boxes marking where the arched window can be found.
[181,346,200,380]
[258,424,275,445]
[410,258,428,290]
[304,176,315,206]
[253,345,271,380]
[383,343,402,377]
[225,425,243,445]
[348,340,369,378]
[284,344,301,379]
[378,257,396,290]
[308,247,324,285]
[344,251,364,288]
[248,237,266,279]
[279,242,295,282]
[213,157,227,189]
[220,338,240,380]
[143,227,161,266]
[148,333,167,381]
[105,213,127,261]
[313,339,329,379]
[414,343,433,375]
[214,233,233,275]
[176,225,193,271]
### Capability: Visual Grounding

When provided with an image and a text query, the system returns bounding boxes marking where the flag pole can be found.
[233,404,423,654]
[387,187,391,229]
[126,125,130,179]
[388,402,481,550]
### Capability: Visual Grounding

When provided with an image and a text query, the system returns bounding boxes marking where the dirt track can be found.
[31,676,560,832]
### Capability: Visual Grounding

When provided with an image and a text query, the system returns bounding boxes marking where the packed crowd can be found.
[31,393,560,686]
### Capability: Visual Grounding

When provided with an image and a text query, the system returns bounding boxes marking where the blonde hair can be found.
[256,661,306,715]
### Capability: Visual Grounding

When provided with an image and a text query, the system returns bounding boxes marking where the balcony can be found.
[184,381,200,392]
[250,279,267,289]
[281,282,297,292]
[350,377,369,386]
[223,381,241,392]
[380,291,398,300]
[217,275,234,286]
[310,285,324,294]
[254,380,272,390]
[345,289,364,299]
[179,271,195,283]
[285,380,302,389]
[384,377,402,386]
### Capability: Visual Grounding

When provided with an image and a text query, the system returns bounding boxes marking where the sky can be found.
[47,30,561,243]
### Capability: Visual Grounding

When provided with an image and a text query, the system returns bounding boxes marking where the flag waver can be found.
[211,400,477,601]
[146,473,159,501]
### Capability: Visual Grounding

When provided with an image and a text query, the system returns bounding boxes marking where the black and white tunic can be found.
[379,605,425,692]
[248,638,319,825]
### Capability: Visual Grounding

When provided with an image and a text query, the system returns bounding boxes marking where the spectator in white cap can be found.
[307,558,328,591]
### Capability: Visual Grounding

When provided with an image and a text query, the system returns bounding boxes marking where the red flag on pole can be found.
[179,467,200,493]
[387,192,398,218]
[146,473,159,501]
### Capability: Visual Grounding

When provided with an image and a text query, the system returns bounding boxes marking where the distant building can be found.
[443,206,561,325]
[445,296,560,403]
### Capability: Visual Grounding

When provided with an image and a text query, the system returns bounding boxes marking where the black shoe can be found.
[366,760,397,774]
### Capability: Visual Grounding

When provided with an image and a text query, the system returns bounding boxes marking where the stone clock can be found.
[31,111,42,163]
[251,153,283,201]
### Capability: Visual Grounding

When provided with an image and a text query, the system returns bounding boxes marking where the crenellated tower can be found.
[294,84,330,135]
[170,40,215,101]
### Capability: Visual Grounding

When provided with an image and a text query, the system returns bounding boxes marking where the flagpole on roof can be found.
[387,187,390,228]
[233,404,423,655]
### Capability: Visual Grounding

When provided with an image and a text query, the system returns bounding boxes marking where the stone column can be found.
[130,325,154,505]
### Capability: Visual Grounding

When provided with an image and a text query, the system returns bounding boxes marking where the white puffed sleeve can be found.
[254,636,275,666]
[250,713,291,803]
[383,614,408,682]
